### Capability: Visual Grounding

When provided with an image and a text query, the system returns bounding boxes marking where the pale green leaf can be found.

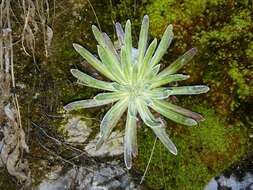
[71,69,116,91]
[159,48,197,77]
[102,32,120,60]
[73,43,113,80]
[115,22,125,46]
[64,99,114,111]
[150,99,198,126]
[137,15,149,65]
[97,45,125,83]
[139,38,157,78]
[124,20,133,76]
[136,99,177,155]
[150,74,190,88]
[146,88,171,99]
[124,100,138,169]
[153,100,204,121]
[120,46,130,82]
[150,25,173,66]
[94,92,126,101]
[136,99,161,127]
[169,85,210,95]
[152,125,177,155]
[96,98,128,150]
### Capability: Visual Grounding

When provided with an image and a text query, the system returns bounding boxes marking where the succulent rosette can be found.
[64,15,209,169]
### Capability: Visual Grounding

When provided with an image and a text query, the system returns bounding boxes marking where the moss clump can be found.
[142,0,253,115]
[135,104,248,190]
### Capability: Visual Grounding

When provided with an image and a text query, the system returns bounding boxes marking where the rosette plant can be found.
[64,15,209,169]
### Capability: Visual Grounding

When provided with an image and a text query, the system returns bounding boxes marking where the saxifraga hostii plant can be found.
[64,15,209,169]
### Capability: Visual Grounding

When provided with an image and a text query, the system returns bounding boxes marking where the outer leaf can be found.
[136,99,177,155]
[70,69,116,91]
[92,25,106,47]
[145,88,171,99]
[115,22,125,46]
[153,100,204,121]
[169,85,210,95]
[159,48,197,77]
[136,99,161,127]
[139,38,157,78]
[147,64,160,79]
[64,99,115,111]
[150,74,190,88]
[124,100,138,169]
[120,46,130,82]
[150,24,173,66]
[137,15,149,66]
[94,92,126,101]
[102,32,120,60]
[92,26,125,82]
[150,99,198,126]
[73,43,113,80]
[152,125,177,155]
[97,46,125,83]
[124,20,133,79]
[96,98,128,150]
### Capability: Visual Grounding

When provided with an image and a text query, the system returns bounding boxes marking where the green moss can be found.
[228,61,253,99]
[135,104,248,190]
[146,0,226,37]
[143,0,253,115]
[245,41,253,59]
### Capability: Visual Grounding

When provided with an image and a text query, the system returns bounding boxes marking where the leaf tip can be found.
[63,103,72,111]
[73,43,81,51]
[70,69,78,76]
[205,86,210,93]
[171,147,178,155]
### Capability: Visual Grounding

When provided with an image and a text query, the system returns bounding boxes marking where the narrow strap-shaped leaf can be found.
[150,99,198,126]
[145,88,171,99]
[136,99,177,155]
[147,64,160,80]
[150,74,190,88]
[97,46,125,84]
[153,100,205,121]
[94,92,126,101]
[115,22,125,46]
[136,99,161,127]
[150,24,173,66]
[92,26,125,81]
[71,69,116,91]
[139,38,157,78]
[152,125,177,155]
[102,32,120,60]
[137,15,149,66]
[159,48,197,77]
[124,100,138,169]
[169,85,210,95]
[92,25,105,46]
[132,63,139,84]
[120,46,130,82]
[124,20,133,81]
[73,43,114,80]
[64,99,114,111]
[96,98,128,150]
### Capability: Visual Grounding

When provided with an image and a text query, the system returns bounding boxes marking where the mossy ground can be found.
[134,102,248,189]
[144,0,253,114]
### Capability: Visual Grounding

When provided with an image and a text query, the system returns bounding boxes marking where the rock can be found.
[61,116,92,143]
[36,161,140,190]
[204,173,253,190]
[85,131,124,157]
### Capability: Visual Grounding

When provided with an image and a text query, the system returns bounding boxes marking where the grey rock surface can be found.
[205,172,253,190]
[36,161,140,190]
